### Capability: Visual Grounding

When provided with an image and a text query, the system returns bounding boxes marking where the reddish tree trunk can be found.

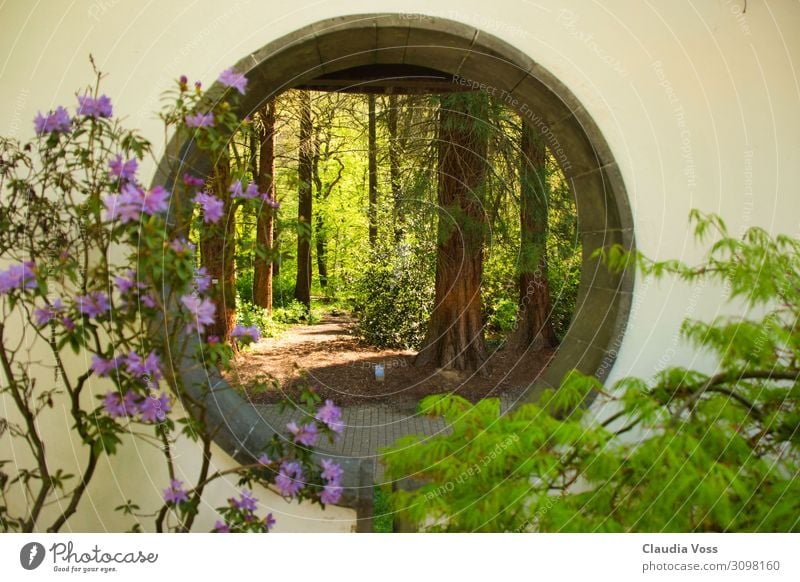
[200,156,236,342]
[509,121,557,351]
[253,101,276,315]
[415,92,490,374]
[294,91,313,309]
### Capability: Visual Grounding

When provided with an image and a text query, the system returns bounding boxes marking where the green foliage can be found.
[273,299,320,325]
[353,242,435,350]
[236,300,284,338]
[383,211,800,532]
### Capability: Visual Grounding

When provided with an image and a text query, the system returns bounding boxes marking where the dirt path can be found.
[227,314,555,407]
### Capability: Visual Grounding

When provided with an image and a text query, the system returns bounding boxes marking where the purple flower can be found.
[275,461,304,498]
[114,270,143,295]
[125,350,163,381]
[232,489,258,512]
[103,392,126,418]
[287,421,318,447]
[261,193,280,209]
[163,479,189,505]
[139,392,171,423]
[170,238,196,254]
[182,173,205,188]
[185,111,214,128]
[218,68,248,95]
[316,400,344,434]
[0,261,37,294]
[77,94,112,118]
[194,192,224,223]
[179,75,188,89]
[142,185,170,215]
[193,267,211,293]
[141,294,157,309]
[264,513,276,531]
[123,391,141,415]
[213,520,230,533]
[244,183,260,199]
[229,181,244,198]
[76,291,110,319]
[104,184,169,223]
[258,453,271,466]
[108,155,138,183]
[320,484,343,505]
[231,324,260,344]
[61,316,75,332]
[33,298,63,326]
[181,294,216,334]
[34,106,71,135]
[91,354,119,377]
[320,459,344,485]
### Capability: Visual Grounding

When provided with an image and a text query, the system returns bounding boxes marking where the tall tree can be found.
[253,101,276,314]
[368,94,378,246]
[509,121,556,351]
[294,91,313,309]
[415,92,490,373]
[386,93,404,241]
[201,154,236,342]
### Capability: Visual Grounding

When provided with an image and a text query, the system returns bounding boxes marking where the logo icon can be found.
[20,542,46,570]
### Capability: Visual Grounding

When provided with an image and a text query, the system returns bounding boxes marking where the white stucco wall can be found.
[0,0,798,531]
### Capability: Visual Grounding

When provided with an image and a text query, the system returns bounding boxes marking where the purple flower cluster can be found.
[231,489,258,512]
[182,173,205,188]
[77,94,113,118]
[230,180,260,200]
[75,291,110,319]
[275,461,304,498]
[193,192,224,224]
[231,324,260,344]
[103,389,171,423]
[108,155,138,183]
[319,458,343,505]
[193,267,211,294]
[163,479,189,505]
[104,184,170,223]
[115,270,145,295]
[218,68,248,95]
[287,421,318,447]
[316,399,344,434]
[91,350,162,383]
[33,298,64,326]
[125,350,163,381]
[34,107,71,135]
[170,238,196,255]
[91,354,120,377]
[181,294,216,334]
[0,261,37,295]
[185,111,214,128]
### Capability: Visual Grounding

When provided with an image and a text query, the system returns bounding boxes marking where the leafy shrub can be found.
[486,297,518,335]
[383,211,800,532]
[273,299,319,325]
[236,300,283,338]
[353,243,434,350]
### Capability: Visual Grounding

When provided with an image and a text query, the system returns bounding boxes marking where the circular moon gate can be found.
[154,14,635,522]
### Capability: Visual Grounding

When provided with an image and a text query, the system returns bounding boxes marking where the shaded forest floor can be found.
[227,314,556,407]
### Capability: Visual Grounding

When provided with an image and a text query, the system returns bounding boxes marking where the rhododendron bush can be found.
[0,63,342,533]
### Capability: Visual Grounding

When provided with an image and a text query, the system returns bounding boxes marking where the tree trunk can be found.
[200,155,236,342]
[313,139,328,289]
[509,121,557,351]
[253,101,276,314]
[294,91,313,309]
[368,94,378,246]
[415,92,490,374]
[387,93,404,241]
